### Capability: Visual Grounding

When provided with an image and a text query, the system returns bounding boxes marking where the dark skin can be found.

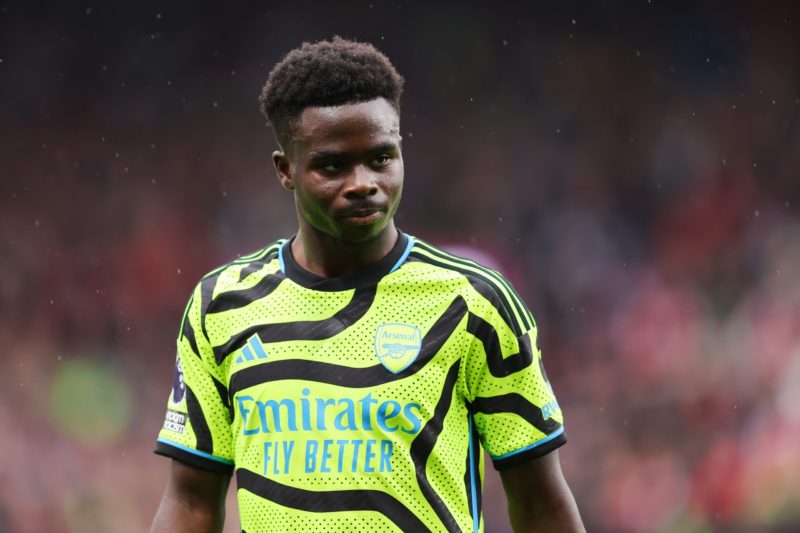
[501,451,585,532]
[151,461,229,533]
[151,97,584,532]
[275,97,405,278]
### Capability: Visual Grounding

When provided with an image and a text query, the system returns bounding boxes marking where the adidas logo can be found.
[236,334,269,364]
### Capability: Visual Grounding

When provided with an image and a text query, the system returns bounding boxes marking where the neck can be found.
[291,223,399,278]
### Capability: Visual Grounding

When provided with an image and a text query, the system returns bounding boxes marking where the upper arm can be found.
[499,450,584,532]
[151,460,231,533]
[155,280,235,473]
[152,281,236,530]
[462,277,566,469]
[461,275,582,529]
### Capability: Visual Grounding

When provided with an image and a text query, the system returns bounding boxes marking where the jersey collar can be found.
[279,231,413,291]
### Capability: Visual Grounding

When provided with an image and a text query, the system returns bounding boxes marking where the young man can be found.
[152,37,584,533]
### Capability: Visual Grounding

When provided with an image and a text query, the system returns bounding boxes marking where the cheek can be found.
[389,179,403,199]
[387,166,404,199]
[316,182,341,204]
[297,180,337,212]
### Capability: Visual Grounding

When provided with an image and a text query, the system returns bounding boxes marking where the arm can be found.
[499,450,585,533]
[151,460,231,533]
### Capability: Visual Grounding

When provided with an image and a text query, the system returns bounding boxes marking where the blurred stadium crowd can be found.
[1,2,798,531]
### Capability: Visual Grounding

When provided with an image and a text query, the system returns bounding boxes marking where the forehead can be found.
[292,98,400,150]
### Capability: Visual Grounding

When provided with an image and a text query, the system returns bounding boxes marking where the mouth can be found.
[338,207,385,225]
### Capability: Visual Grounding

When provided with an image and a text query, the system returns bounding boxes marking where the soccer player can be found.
[151,37,584,532]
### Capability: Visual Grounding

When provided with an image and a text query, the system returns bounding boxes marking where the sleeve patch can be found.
[162,409,187,434]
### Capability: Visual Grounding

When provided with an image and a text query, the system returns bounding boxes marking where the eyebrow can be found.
[307,142,400,161]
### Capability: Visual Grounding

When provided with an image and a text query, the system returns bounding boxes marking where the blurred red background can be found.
[1,1,799,531]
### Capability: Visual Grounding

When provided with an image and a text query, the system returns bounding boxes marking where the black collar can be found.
[280,231,411,291]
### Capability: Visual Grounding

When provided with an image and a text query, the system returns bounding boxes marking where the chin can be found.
[333,224,389,245]
[336,230,382,245]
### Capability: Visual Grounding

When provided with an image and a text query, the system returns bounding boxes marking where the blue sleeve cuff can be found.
[491,427,567,471]
[154,437,234,475]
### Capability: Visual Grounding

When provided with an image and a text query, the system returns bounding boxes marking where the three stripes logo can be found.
[236,334,269,364]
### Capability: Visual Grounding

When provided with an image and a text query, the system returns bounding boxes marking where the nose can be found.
[343,164,378,198]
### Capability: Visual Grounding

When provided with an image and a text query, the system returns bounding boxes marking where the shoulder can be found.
[193,239,286,311]
[405,237,534,336]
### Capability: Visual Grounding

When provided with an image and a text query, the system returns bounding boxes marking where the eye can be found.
[371,154,392,167]
[316,159,344,175]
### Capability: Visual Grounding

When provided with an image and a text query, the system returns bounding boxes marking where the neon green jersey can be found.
[155,232,566,532]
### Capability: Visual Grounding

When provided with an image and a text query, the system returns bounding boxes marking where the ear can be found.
[272,150,294,191]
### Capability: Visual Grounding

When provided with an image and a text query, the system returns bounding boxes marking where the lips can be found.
[338,206,385,225]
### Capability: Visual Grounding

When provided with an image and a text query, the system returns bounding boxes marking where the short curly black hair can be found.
[259,36,404,147]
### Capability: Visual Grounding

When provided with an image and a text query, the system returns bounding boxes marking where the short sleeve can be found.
[154,283,234,474]
[463,283,566,470]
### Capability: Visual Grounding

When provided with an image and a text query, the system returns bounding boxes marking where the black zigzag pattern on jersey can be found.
[464,275,517,334]
[235,247,279,283]
[199,272,222,344]
[180,302,201,359]
[228,296,468,397]
[207,272,286,315]
[463,417,482,529]
[236,468,431,532]
[213,285,378,364]
[237,261,265,283]
[412,241,533,332]
[197,242,282,342]
[468,393,562,436]
[465,313,533,377]
[539,351,550,383]
[409,242,533,336]
[210,375,231,421]
[185,385,213,454]
[407,254,516,338]
[410,360,462,532]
